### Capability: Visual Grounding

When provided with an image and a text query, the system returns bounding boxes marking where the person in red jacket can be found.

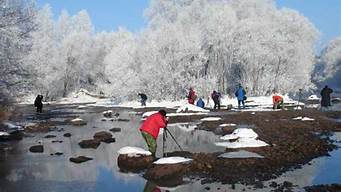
[272,93,284,109]
[140,110,168,157]
[187,87,197,104]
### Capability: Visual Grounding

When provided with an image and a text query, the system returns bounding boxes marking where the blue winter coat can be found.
[196,98,205,108]
[235,87,246,101]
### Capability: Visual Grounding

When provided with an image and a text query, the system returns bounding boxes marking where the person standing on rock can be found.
[320,85,333,111]
[139,110,168,158]
[34,95,43,113]
[235,84,246,109]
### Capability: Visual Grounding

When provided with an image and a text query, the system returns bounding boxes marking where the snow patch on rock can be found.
[71,118,84,122]
[153,157,192,165]
[219,123,237,127]
[0,131,10,136]
[307,95,320,100]
[292,116,315,121]
[3,122,22,130]
[117,146,152,156]
[200,117,222,121]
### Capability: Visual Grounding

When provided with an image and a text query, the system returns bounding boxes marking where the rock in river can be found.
[93,131,113,142]
[63,133,72,137]
[144,163,189,181]
[117,154,154,172]
[110,128,121,133]
[71,118,87,126]
[29,145,44,153]
[69,156,93,164]
[78,139,101,149]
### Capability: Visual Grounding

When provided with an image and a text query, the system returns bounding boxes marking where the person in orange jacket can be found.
[139,110,168,157]
[272,93,284,109]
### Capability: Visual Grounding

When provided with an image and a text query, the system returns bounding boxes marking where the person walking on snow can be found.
[138,93,148,106]
[187,87,197,104]
[211,90,221,109]
[34,95,43,113]
[139,110,168,158]
[235,85,246,109]
[272,92,284,109]
[320,85,333,110]
[196,97,205,108]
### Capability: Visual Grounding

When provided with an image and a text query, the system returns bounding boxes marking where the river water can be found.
[0,104,340,192]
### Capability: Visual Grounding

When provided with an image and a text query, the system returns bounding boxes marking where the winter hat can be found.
[159,110,167,117]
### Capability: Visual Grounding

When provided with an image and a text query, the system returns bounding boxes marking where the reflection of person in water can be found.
[143,181,161,192]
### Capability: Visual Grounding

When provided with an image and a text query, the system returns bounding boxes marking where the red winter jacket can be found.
[140,112,167,139]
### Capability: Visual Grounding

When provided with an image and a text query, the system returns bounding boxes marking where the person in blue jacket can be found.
[196,97,205,108]
[235,84,246,109]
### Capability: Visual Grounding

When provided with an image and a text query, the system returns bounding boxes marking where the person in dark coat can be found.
[34,95,43,113]
[320,85,333,109]
[235,85,246,109]
[211,91,221,109]
[138,93,148,106]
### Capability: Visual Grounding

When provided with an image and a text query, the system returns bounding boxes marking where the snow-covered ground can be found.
[20,89,327,113]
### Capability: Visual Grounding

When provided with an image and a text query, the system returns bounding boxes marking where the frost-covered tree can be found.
[0,0,35,97]
[102,28,140,100]
[24,5,59,99]
[24,0,321,101]
[313,38,341,90]
[135,0,319,98]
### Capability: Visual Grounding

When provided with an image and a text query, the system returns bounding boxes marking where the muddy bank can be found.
[151,109,341,185]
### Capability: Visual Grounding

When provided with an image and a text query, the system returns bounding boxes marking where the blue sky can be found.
[37,0,341,50]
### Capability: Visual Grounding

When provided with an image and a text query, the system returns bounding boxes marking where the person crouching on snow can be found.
[272,92,284,109]
[196,97,205,108]
[139,110,168,158]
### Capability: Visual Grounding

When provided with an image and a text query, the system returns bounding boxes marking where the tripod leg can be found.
[165,128,183,151]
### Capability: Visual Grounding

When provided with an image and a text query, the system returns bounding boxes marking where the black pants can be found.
[141,99,146,106]
[36,105,43,113]
[213,100,220,109]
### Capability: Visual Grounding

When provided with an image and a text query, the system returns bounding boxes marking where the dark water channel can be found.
[0,104,341,192]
